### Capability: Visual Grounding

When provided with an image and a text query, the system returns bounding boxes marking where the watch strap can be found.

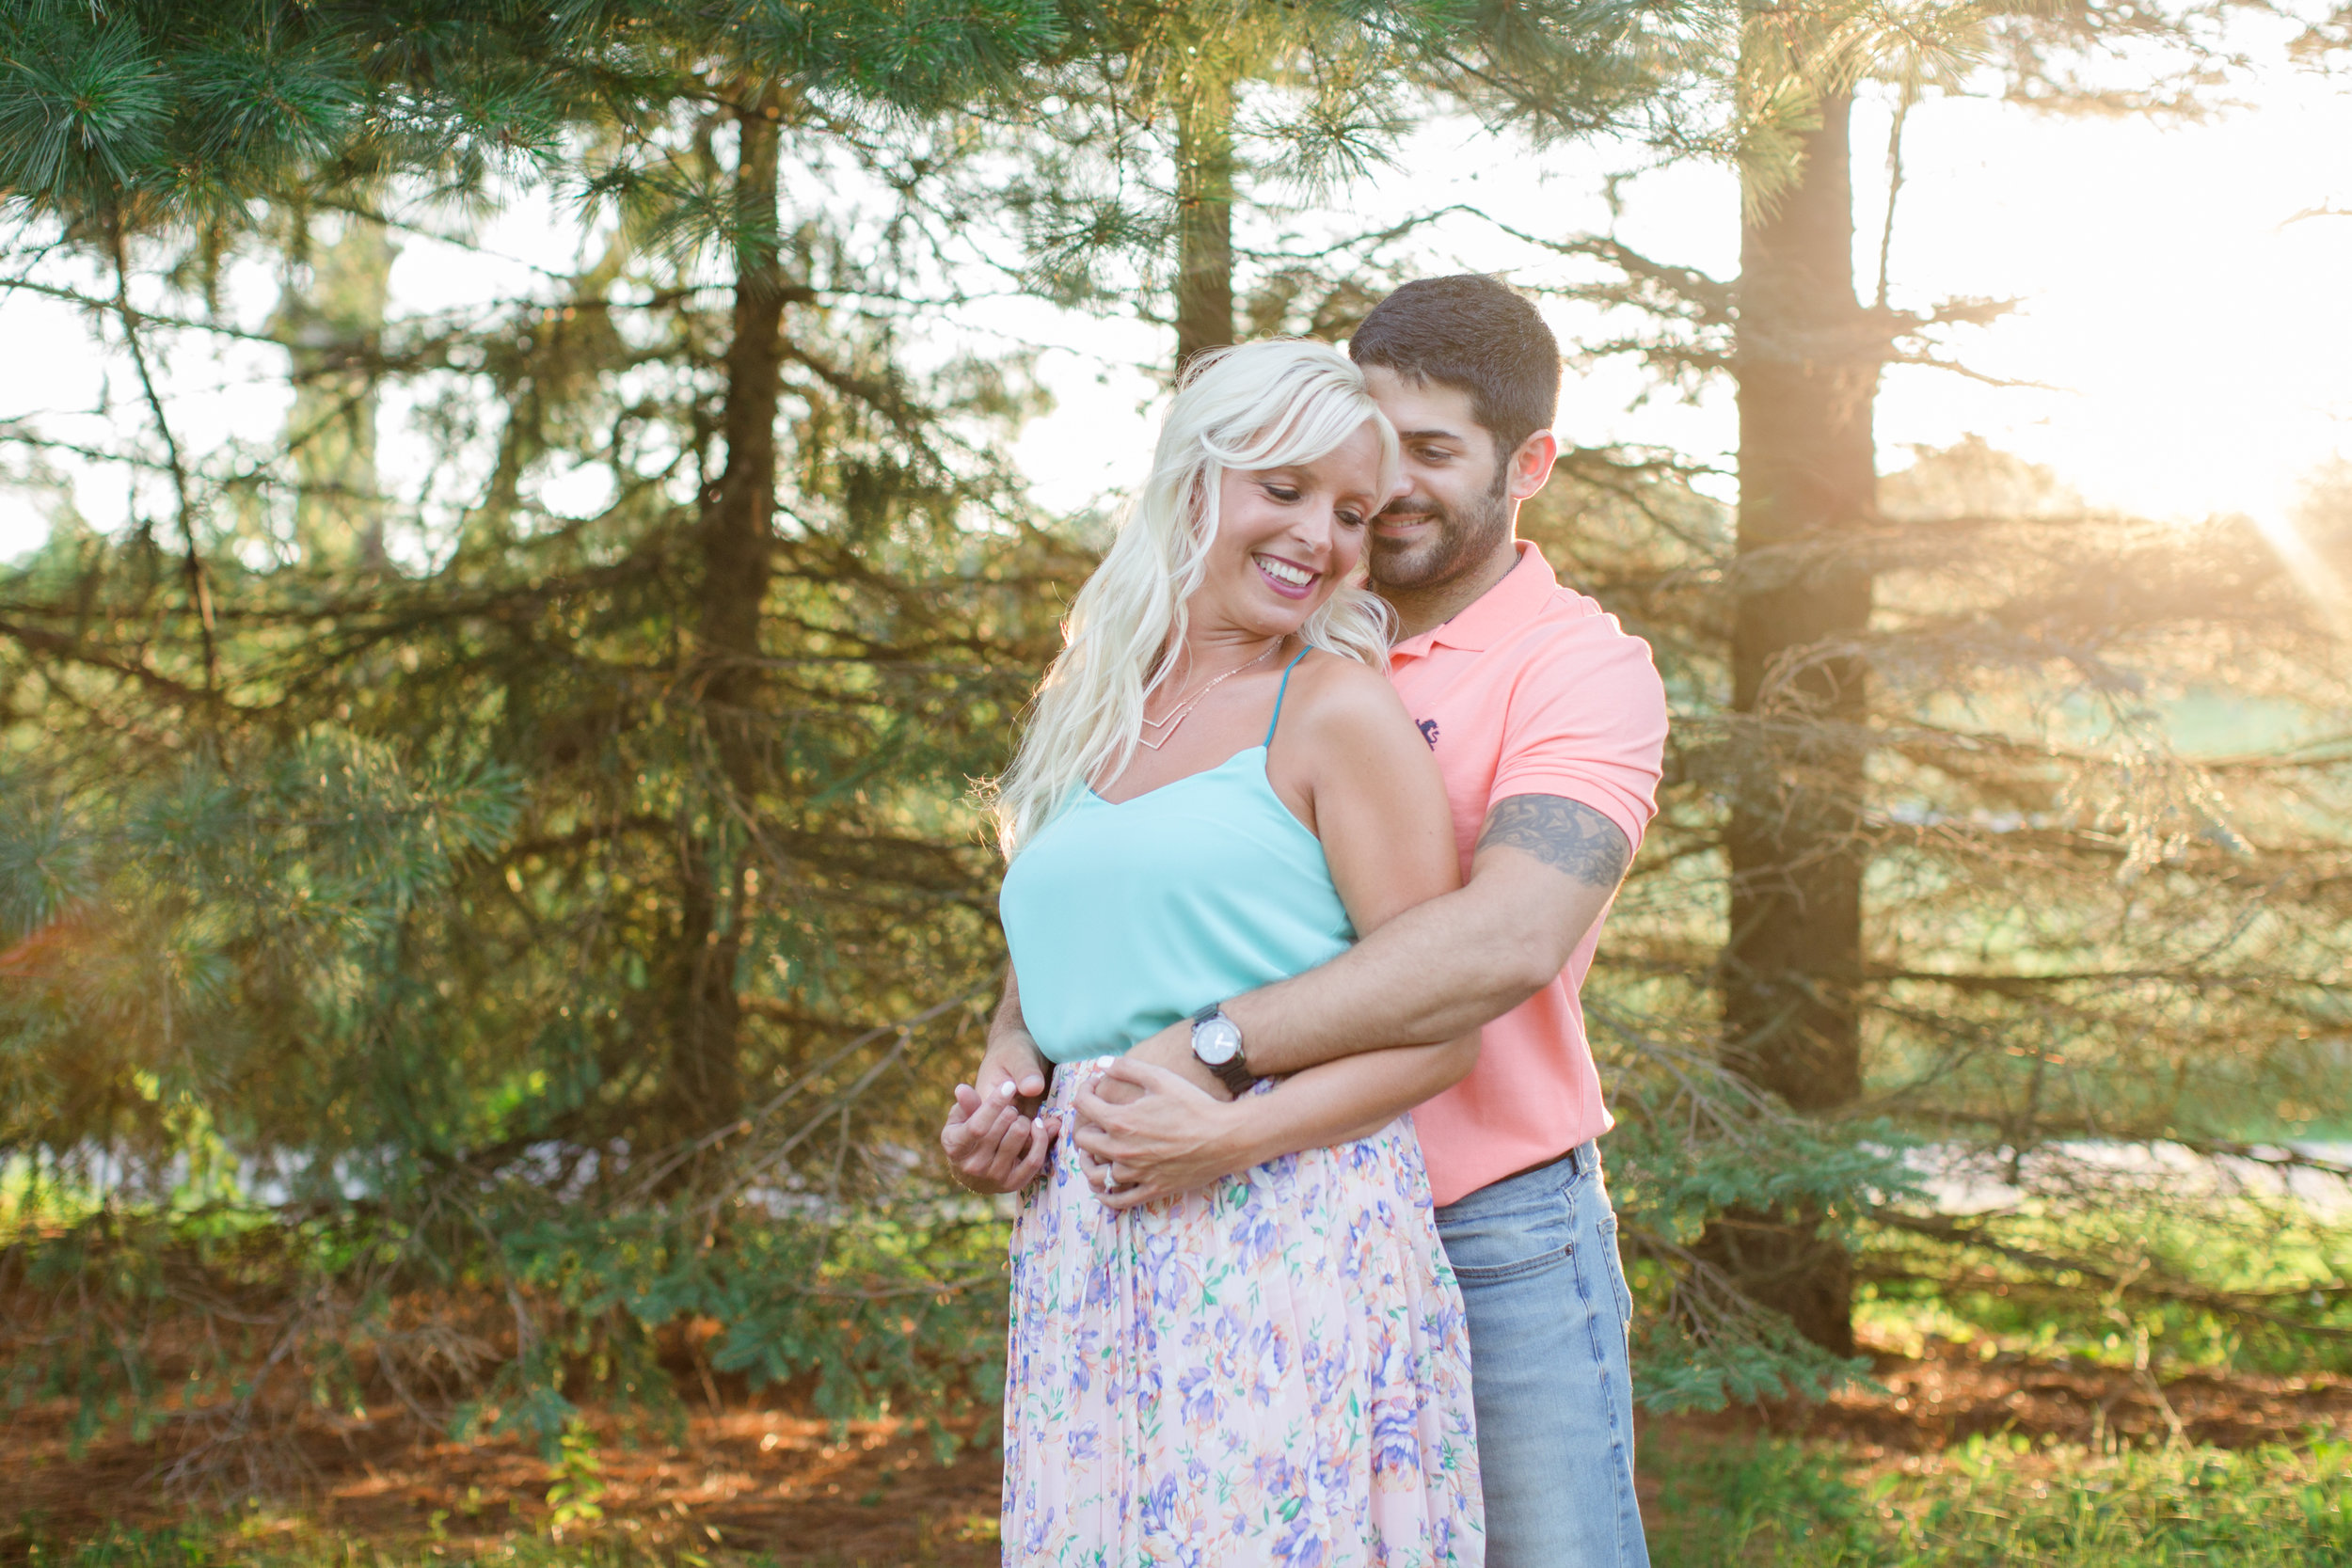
[1208,1052,1257,1098]
[1190,1003,1257,1096]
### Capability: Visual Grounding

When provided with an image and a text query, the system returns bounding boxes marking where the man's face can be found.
[1359,365,1515,594]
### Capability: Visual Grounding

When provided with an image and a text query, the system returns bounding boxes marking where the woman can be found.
[952,340,1482,1565]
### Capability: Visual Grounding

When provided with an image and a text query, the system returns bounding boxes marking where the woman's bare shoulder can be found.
[1284,648,1419,748]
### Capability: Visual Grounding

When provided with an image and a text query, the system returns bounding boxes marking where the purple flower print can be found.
[1020,1501,1057,1559]
[1275,1513,1330,1568]
[1143,1231,1189,1310]
[1138,1472,1180,1535]
[1248,1317,1293,1384]
[1231,1206,1281,1269]
[1178,1364,1226,1429]
[1000,1057,1482,1565]
[1067,1325,1099,1394]
[1369,1391,1424,1482]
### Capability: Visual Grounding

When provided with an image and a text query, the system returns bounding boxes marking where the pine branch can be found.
[1869,1210,2352,1339]
[0,617,229,713]
[108,226,216,689]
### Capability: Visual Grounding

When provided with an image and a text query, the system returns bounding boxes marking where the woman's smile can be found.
[1252,552,1320,598]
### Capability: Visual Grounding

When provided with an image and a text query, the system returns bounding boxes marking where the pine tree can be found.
[998,1,1412,367]
[1008,0,1687,367]
[0,0,1086,1468]
[1500,0,2352,1362]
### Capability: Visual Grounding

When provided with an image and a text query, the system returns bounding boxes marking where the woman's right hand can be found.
[940,1031,1058,1194]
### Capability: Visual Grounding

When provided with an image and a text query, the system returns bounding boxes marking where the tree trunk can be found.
[1709,91,1881,1356]
[1173,74,1234,372]
[663,88,787,1136]
[278,217,397,569]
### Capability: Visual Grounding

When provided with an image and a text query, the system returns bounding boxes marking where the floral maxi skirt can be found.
[1002,1058,1484,1566]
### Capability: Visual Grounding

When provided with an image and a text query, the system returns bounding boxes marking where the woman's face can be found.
[1196,420,1392,639]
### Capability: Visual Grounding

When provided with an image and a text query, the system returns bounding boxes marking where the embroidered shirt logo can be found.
[1417,719,1440,749]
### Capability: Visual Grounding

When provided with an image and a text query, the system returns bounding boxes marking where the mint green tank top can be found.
[999,653,1355,1064]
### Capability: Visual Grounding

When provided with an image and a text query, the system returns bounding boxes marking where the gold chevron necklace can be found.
[1135,638,1284,752]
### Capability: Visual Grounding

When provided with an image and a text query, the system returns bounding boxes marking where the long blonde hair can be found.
[993,339,1399,855]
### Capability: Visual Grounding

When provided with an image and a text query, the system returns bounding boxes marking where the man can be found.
[945,274,1667,1566]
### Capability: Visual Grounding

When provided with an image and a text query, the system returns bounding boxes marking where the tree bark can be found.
[1173,73,1235,372]
[1708,91,1881,1355]
[663,88,787,1136]
[278,217,397,569]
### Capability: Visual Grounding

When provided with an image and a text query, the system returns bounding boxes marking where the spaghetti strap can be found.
[1263,648,1312,752]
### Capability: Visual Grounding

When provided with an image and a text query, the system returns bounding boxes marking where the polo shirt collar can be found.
[1391,541,1558,658]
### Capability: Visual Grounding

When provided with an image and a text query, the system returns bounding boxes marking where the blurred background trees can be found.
[1,0,2346,1491]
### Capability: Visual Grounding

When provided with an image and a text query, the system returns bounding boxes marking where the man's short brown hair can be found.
[1347,275,1561,452]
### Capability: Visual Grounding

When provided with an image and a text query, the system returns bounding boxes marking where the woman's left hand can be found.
[1072,1057,1252,1211]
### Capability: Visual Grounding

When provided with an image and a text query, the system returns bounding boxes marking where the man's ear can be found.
[1506,429,1559,503]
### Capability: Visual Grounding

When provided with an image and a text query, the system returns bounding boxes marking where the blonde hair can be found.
[993,339,1399,855]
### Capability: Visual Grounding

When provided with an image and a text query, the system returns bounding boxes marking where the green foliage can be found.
[565,0,1070,110]
[1860,1187,2352,1379]
[544,1419,610,1536]
[1649,1433,2352,1567]
[0,2,588,232]
[0,736,524,1160]
[0,0,1073,241]
[1595,1006,1917,1409]
[1534,428,2352,1378]
[0,26,1072,1457]
[0,1174,1011,1466]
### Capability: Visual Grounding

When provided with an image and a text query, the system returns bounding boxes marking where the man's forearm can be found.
[1075,1035,1479,1207]
[1225,1037,1478,1168]
[1123,861,1611,1088]
[1225,800,1629,1079]
[1222,881,1555,1077]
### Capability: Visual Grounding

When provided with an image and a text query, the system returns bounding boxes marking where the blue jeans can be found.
[1436,1143,1648,1568]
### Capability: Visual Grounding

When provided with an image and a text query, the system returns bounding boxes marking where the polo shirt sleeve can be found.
[1489,612,1668,856]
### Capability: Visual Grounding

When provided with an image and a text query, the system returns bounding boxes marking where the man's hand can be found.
[1064,1021,1232,1195]
[940,1034,1057,1195]
[1071,1057,1253,1211]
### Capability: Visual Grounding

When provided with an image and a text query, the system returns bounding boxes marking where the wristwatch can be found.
[1189,1003,1257,1097]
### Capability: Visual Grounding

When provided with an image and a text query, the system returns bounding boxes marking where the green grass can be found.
[1852,1180,2352,1381]
[13,1527,721,1568]
[1650,1433,2352,1567]
[19,1437,2350,1568]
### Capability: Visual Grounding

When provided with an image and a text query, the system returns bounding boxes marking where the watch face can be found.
[1193,1016,1243,1065]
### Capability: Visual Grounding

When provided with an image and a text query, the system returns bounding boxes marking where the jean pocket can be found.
[1449,1243,1574,1285]
[1440,1188,1578,1284]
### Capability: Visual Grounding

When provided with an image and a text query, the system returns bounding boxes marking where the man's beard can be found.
[1366,464,1512,593]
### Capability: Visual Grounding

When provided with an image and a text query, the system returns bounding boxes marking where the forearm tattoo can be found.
[1476,794,1631,889]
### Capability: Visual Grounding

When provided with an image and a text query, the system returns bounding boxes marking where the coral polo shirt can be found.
[1388,542,1667,1207]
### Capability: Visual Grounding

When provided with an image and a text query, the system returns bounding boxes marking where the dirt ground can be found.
[1677,1335,2352,1459]
[7,1338,2347,1565]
